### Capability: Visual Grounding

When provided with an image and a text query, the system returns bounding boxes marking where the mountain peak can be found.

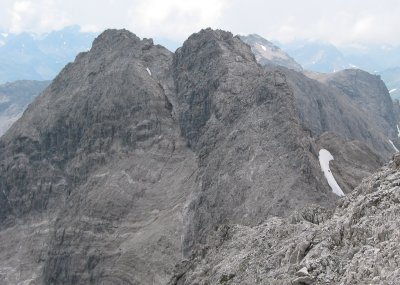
[240,34,303,71]
[187,28,233,42]
[91,29,153,53]
[1,27,400,285]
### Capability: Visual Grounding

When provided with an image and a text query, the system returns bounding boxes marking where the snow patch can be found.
[146,67,152,76]
[93,172,109,178]
[389,88,397,93]
[318,149,345,197]
[256,43,289,61]
[397,124,400,138]
[389,139,399,153]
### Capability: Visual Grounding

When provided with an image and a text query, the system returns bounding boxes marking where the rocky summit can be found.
[0,28,399,284]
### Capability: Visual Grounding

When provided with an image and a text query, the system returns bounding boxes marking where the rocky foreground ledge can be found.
[170,154,400,284]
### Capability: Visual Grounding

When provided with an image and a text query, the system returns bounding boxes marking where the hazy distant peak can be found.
[240,34,303,72]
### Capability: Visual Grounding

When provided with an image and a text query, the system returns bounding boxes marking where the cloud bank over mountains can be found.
[0,0,399,46]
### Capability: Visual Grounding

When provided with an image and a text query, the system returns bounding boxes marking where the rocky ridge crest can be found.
[0,28,398,284]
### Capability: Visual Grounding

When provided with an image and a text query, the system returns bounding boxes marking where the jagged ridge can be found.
[0,28,397,285]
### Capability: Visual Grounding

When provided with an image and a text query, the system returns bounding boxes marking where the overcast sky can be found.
[0,0,399,46]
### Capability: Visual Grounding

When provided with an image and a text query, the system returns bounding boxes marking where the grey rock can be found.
[311,69,397,137]
[296,267,310,277]
[0,28,338,284]
[0,28,398,285]
[0,29,197,284]
[176,154,400,285]
[173,29,336,254]
[240,34,303,72]
[264,66,397,161]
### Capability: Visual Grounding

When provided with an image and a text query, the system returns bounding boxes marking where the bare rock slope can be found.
[244,34,398,162]
[0,29,338,284]
[263,66,398,161]
[176,154,400,284]
[0,28,398,284]
[0,29,197,284]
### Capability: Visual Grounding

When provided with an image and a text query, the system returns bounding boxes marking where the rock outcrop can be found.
[173,29,336,254]
[0,29,197,284]
[260,66,398,161]
[174,154,400,284]
[0,28,398,284]
[0,28,338,284]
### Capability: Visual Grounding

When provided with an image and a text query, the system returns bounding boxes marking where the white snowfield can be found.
[318,149,345,197]
[397,124,400,138]
[389,88,397,94]
[389,139,399,153]
[146,67,152,76]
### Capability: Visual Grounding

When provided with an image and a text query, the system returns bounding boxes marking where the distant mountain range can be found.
[240,35,400,100]
[0,26,399,97]
[0,28,399,140]
[280,41,351,72]
[0,26,97,84]
[0,80,49,135]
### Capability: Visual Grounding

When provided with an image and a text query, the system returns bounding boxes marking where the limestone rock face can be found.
[309,69,398,141]
[264,66,398,161]
[0,29,197,284]
[0,28,398,284]
[175,154,400,285]
[173,29,335,253]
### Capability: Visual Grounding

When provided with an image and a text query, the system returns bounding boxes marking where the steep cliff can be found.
[260,66,398,161]
[0,29,197,284]
[173,29,335,254]
[0,28,395,284]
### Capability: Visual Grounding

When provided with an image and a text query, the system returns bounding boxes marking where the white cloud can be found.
[8,0,69,33]
[9,1,34,33]
[127,0,229,40]
[0,0,399,45]
[219,0,400,46]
